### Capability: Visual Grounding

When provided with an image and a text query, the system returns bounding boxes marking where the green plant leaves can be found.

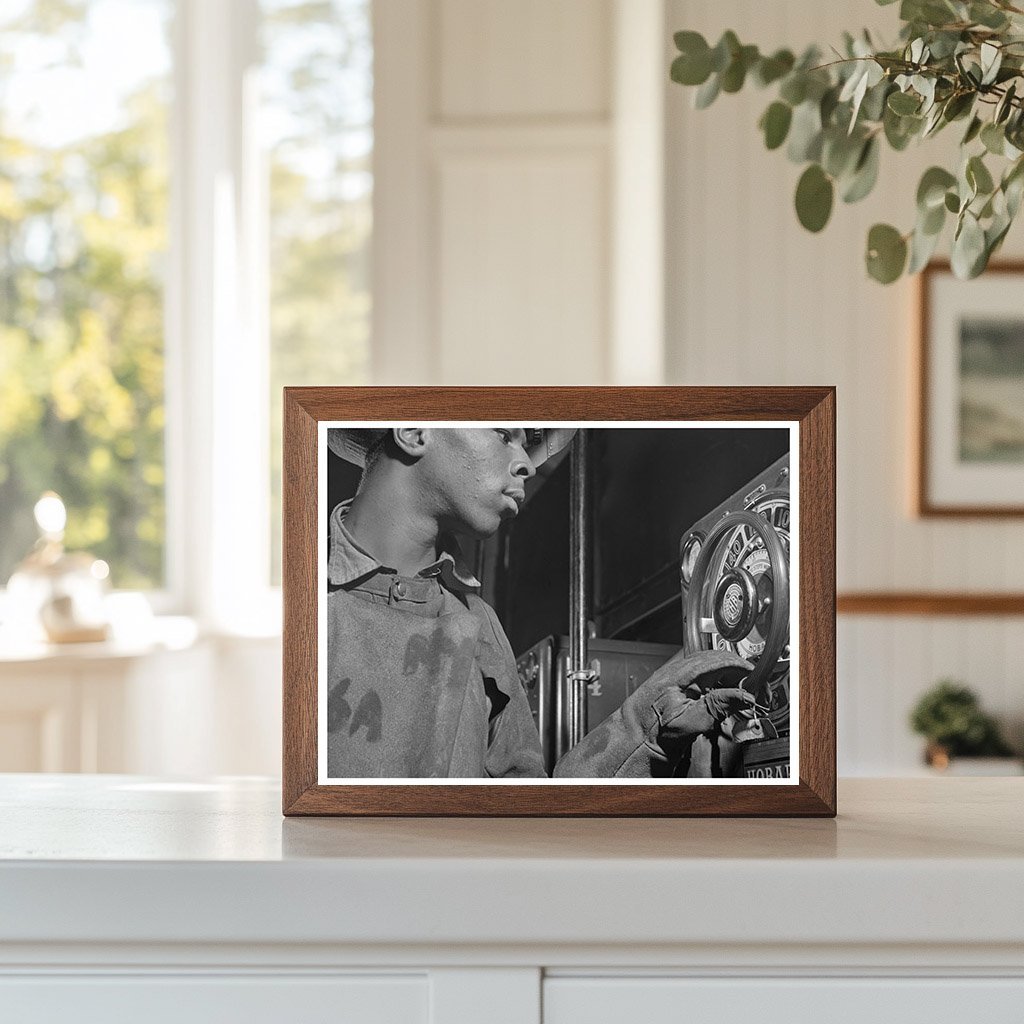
[952,211,987,277]
[981,121,1006,155]
[970,2,1009,30]
[967,154,995,196]
[760,101,792,150]
[917,166,957,209]
[842,137,880,202]
[669,12,1024,284]
[787,100,823,162]
[672,31,712,85]
[795,164,834,231]
[888,90,921,115]
[753,49,795,87]
[866,224,908,283]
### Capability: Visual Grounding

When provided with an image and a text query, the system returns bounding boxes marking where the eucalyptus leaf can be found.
[951,211,986,278]
[671,33,713,86]
[787,100,824,162]
[754,49,795,87]
[820,85,841,126]
[986,215,1012,260]
[921,200,946,235]
[721,44,759,93]
[861,79,892,122]
[866,223,908,283]
[694,73,721,109]
[888,90,921,115]
[795,164,834,232]
[970,2,1009,30]
[908,221,942,273]
[927,30,962,60]
[670,6,1024,284]
[903,0,958,27]
[917,166,957,210]
[1006,171,1024,218]
[913,75,937,113]
[779,74,808,106]
[710,31,740,74]
[922,102,946,137]
[981,122,1005,155]
[995,82,1017,124]
[942,92,974,122]
[962,115,983,145]
[980,42,1002,87]
[842,137,880,203]
[822,128,863,178]
[760,102,793,150]
[967,154,995,195]
[884,106,921,149]
[1003,157,1024,216]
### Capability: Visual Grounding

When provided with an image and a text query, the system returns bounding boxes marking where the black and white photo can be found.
[317,422,798,784]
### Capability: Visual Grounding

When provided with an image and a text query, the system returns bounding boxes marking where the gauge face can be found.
[685,493,790,704]
[680,532,703,586]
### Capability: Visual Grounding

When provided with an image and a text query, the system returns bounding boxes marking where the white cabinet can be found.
[0,628,281,776]
[1,777,1022,1023]
[0,640,212,773]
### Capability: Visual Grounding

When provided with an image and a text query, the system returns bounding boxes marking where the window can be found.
[262,0,373,582]
[0,0,373,619]
[0,0,173,589]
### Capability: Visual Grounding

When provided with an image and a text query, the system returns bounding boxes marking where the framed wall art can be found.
[917,261,1024,517]
[282,387,836,816]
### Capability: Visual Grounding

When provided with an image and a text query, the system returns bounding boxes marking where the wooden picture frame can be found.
[282,387,836,816]
[917,261,1024,517]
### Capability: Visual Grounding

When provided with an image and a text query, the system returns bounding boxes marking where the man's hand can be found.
[628,648,755,753]
[552,648,756,779]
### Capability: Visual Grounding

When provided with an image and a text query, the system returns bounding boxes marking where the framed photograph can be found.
[282,387,835,816]
[917,261,1024,516]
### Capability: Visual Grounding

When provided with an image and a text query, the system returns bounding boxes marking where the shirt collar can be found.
[327,499,481,592]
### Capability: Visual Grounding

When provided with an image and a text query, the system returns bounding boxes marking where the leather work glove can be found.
[552,649,755,779]
[634,649,755,752]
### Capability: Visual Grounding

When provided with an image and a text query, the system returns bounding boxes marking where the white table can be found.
[1,775,1022,1023]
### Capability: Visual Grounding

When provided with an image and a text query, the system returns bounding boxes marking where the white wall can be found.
[89,0,1021,779]
[665,0,1024,772]
[373,0,665,385]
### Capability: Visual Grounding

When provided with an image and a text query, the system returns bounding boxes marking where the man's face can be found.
[420,427,537,538]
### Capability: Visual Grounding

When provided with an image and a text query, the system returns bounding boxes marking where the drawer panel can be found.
[545,977,1024,1024]
[0,974,427,1024]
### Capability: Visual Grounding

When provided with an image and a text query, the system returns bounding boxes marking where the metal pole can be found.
[567,430,590,749]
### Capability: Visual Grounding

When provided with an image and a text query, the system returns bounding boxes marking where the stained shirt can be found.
[325,501,547,779]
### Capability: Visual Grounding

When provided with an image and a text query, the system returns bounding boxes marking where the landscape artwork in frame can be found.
[918,262,1024,516]
[282,388,836,817]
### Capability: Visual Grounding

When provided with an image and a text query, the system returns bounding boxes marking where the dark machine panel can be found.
[592,428,790,641]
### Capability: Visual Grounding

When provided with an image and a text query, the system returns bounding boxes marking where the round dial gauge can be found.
[682,496,790,707]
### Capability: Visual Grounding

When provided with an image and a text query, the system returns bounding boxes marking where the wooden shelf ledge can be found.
[837,592,1024,616]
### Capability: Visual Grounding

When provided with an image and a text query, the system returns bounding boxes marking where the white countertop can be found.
[1,775,1022,951]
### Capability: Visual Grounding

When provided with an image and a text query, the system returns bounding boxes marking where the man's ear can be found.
[392,427,427,460]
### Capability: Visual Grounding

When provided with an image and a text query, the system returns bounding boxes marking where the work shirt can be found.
[325,502,547,779]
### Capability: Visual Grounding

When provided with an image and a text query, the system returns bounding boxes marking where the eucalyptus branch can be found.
[670,2,1024,283]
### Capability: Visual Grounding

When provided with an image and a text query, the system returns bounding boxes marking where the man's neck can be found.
[343,470,442,577]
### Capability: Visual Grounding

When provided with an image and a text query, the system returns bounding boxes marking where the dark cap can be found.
[327,427,576,469]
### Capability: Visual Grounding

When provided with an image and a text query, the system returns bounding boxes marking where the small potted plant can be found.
[909,680,1020,773]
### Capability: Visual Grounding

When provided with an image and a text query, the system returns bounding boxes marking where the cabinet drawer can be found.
[0,974,427,1024]
[544,977,1024,1024]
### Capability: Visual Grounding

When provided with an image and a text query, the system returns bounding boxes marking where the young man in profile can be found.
[326,426,755,779]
